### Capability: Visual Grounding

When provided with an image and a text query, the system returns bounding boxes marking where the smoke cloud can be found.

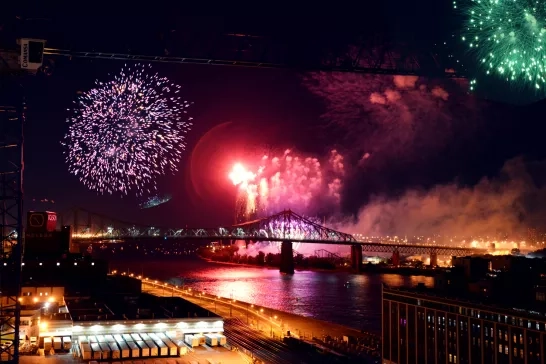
[303,73,480,165]
[348,157,546,238]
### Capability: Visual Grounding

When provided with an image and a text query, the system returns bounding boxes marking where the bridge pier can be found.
[430,252,438,267]
[350,244,363,273]
[391,249,400,267]
[279,241,295,274]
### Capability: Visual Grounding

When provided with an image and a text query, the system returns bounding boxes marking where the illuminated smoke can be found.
[348,158,546,240]
[303,73,479,166]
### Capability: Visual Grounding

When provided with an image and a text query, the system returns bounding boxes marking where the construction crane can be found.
[41,47,463,78]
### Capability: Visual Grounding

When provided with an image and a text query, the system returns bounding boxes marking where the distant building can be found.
[382,284,545,364]
[383,255,546,364]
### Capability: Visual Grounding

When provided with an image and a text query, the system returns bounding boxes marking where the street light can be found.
[229,291,234,317]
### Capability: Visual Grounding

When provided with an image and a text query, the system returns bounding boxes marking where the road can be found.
[142,280,379,363]
[142,280,377,341]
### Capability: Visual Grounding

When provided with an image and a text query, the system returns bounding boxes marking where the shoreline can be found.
[142,279,381,341]
[199,255,439,277]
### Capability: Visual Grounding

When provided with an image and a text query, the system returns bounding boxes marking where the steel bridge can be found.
[64,207,484,256]
[64,208,357,244]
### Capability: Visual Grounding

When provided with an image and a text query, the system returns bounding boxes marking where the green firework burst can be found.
[456,0,546,89]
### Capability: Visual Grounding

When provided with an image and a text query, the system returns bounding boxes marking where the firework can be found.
[456,0,546,89]
[63,63,193,195]
[139,194,172,209]
[229,149,344,223]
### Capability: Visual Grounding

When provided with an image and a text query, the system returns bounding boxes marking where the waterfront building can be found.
[382,284,546,364]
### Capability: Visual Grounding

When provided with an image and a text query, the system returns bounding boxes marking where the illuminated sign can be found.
[29,213,45,227]
[21,42,29,69]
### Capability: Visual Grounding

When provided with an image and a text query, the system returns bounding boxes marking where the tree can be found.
[257,251,266,266]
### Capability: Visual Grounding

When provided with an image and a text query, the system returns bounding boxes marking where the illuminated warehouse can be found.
[4,254,224,360]
[13,279,224,360]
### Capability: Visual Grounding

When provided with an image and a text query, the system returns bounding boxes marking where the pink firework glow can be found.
[229,149,344,223]
[228,163,255,186]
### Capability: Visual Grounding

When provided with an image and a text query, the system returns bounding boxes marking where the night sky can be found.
[3,12,546,231]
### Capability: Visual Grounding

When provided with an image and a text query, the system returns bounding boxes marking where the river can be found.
[109,257,434,334]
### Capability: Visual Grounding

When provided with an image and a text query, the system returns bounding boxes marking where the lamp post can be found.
[246,303,250,324]
[229,291,233,317]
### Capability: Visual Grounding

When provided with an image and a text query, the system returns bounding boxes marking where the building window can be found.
[513,348,517,356]
[499,345,502,353]
[520,349,524,358]
[505,346,508,355]
[519,334,523,344]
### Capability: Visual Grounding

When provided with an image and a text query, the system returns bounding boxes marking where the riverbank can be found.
[200,255,439,277]
[198,255,348,273]
[141,279,380,357]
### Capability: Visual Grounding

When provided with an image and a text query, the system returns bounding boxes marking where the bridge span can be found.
[63,207,486,274]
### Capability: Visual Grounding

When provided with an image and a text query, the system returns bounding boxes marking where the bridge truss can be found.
[360,242,485,256]
[63,208,357,244]
[64,208,485,257]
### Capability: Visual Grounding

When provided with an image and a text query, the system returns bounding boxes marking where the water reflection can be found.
[111,258,434,334]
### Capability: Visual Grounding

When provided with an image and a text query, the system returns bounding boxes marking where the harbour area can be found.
[140,276,381,361]
[6,257,380,364]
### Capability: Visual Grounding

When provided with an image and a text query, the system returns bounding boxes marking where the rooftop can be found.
[66,293,218,322]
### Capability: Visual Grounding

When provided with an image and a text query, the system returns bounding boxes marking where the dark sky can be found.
[3,12,546,229]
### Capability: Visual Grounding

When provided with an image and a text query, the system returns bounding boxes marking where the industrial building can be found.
[0,211,226,360]
[6,280,225,360]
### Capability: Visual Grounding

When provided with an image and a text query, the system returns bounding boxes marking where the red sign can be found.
[46,212,57,232]
[27,211,57,233]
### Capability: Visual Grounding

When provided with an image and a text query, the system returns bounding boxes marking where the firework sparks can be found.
[456,0,546,90]
[63,63,193,196]
[229,149,344,223]
[228,163,256,186]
